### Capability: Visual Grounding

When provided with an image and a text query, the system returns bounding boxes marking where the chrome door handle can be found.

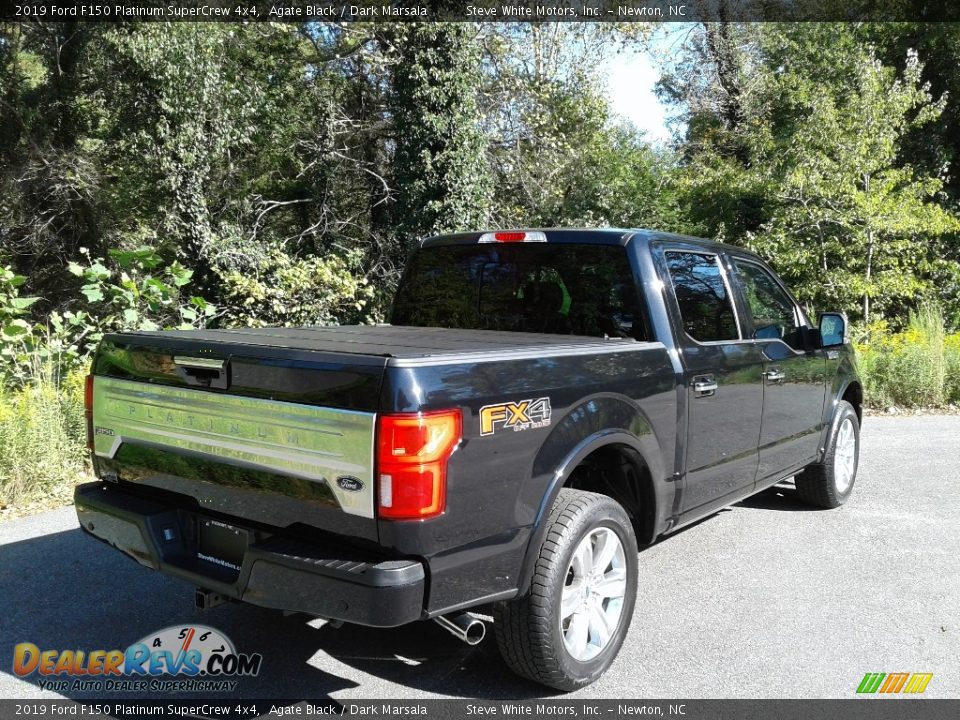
[693,380,718,396]
[764,369,785,383]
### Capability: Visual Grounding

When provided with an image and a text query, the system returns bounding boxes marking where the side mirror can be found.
[818,312,848,348]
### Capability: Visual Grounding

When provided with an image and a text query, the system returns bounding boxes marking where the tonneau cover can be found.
[110,324,637,359]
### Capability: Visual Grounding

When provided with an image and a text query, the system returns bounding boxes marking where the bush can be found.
[0,360,89,510]
[855,305,960,408]
[0,246,214,513]
[215,248,374,328]
[2,248,216,391]
[947,333,960,405]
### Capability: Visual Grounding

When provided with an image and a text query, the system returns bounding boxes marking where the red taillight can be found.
[377,409,462,520]
[84,375,95,451]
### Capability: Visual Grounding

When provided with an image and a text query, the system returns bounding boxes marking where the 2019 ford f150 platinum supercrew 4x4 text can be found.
[75,229,862,690]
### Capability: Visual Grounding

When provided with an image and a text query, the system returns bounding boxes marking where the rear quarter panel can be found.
[378,344,677,615]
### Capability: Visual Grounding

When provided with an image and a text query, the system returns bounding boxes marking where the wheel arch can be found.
[818,353,863,459]
[841,380,863,423]
[517,394,673,594]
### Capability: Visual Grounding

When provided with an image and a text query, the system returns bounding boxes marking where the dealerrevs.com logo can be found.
[13,625,262,693]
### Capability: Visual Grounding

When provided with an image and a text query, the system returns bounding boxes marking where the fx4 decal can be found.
[480,397,552,436]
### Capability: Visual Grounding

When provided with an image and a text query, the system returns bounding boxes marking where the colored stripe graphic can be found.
[903,673,934,694]
[857,672,932,694]
[857,673,886,693]
[880,673,909,693]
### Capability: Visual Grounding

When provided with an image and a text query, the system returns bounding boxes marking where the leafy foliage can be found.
[855,305,960,408]
[0,265,42,384]
[67,246,217,334]
[1,20,959,387]
[0,363,88,510]
[748,33,959,322]
[662,23,960,324]
[216,248,373,328]
[388,24,492,251]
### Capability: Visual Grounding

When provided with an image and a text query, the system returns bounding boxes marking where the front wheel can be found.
[795,400,860,508]
[494,489,638,691]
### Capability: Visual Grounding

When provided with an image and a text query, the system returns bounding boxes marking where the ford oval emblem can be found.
[336,476,364,492]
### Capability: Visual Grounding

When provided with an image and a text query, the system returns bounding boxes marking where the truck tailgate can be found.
[90,335,387,542]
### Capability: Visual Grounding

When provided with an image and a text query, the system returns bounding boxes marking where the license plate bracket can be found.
[196,518,249,576]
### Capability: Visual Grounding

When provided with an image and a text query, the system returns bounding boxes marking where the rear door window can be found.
[664,251,740,343]
[392,244,646,339]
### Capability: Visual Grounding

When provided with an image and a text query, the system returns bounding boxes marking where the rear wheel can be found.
[795,400,860,508]
[494,489,638,691]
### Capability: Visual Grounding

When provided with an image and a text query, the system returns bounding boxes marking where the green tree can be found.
[481,24,668,229]
[0,23,108,304]
[99,25,266,288]
[387,23,492,252]
[747,28,959,322]
[665,24,960,322]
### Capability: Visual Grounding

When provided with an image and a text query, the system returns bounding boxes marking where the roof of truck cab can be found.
[107,325,653,361]
[419,227,764,259]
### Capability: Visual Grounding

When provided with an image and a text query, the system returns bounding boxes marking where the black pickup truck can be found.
[75,229,862,690]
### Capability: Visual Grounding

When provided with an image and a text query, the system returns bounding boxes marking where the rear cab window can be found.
[391,243,648,340]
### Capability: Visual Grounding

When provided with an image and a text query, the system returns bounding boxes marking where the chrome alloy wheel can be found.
[560,527,628,662]
[834,417,857,493]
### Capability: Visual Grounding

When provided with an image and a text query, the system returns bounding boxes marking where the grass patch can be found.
[856,305,960,409]
[0,362,90,514]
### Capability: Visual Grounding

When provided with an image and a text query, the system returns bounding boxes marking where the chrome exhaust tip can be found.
[434,612,486,645]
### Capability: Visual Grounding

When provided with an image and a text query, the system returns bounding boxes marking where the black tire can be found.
[795,400,860,508]
[494,489,638,691]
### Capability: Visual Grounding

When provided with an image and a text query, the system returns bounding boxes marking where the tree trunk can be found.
[702,10,748,163]
[864,233,873,323]
[863,173,873,323]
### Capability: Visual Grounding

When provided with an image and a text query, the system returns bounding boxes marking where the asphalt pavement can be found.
[1,416,957,701]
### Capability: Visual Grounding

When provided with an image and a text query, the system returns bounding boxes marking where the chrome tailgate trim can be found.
[92,377,376,518]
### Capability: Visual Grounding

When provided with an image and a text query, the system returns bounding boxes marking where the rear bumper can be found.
[74,482,425,627]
